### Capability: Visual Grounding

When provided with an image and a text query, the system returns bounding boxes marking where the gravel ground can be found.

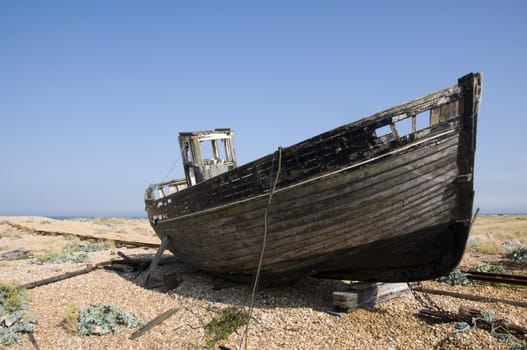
[0,217,525,350]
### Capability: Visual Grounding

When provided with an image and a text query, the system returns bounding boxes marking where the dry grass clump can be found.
[472,215,527,241]
[476,240,502,255]
[61,302,80,334]
[31,242,106,264]
[91,217,128,225]
[468,214,527,255]
[34,248,67,264]
[69,217,129,226]
[101,239,116,249]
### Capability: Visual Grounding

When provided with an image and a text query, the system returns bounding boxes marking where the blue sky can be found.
[1,1,526,216]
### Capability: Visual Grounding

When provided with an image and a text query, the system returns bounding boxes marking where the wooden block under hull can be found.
[332,282,408,311]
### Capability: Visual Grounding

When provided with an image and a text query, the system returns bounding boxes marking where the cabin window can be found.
[375,110,433,140]
[394,117,413,136]
[184,142,193,162]
[200,140,215,163]
[375,125,392,137]
[178,129,237,187]
[415,111,429,131]
[199,139,233,164]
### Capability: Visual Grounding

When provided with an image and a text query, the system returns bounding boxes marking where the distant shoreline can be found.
[48,215,148,220]
[2,212,525,221]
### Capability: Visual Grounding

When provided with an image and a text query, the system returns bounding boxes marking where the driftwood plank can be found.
[333,282,408,311]
[129,307,179,340]
[28,331,40,350]
[19,260,115,289]
[5,222,159,248]
[0,249,31,260]
[412,287,527,308]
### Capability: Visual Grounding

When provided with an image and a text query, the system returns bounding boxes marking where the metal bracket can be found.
[455,173,473,183]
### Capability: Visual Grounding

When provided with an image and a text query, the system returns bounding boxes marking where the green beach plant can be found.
[78,304,143,336]
[469,264,507,274]
[205,307,248,348]
[0,282,36,345]
[437,269,470,286]
[30,242,106,264]
[509,247,527,261]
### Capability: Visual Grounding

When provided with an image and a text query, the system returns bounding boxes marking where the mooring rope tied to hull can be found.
[240,146,282,350]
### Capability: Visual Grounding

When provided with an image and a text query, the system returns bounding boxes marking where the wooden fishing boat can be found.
[145,73,482,282]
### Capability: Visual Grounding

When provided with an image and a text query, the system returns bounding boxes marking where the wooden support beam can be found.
[138,236,170,287]
[332,282,408,311]
[116,251,180,267]
[389,123,399,139]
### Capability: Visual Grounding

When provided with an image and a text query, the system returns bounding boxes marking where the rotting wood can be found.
[412,287,527,308]
[150,132,462,280]
[0,248,32,260]
[163,143,459,264]
[28,331,40,350]
[116,251,181,267]
[102,264,132,273]
[5,222,159,248]
[129,307,179,340]
[138,236,170,287]
[192,144,459,250]
[146,86,465,220]
[177,129,237,187]
[19,259,116,289]
[332,282,408,311]
[461,270,527,287]
[144,73,482,282]
[17,254,191,290]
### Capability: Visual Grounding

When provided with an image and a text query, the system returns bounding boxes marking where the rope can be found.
[160,158,180,183]
[240,146,283,350]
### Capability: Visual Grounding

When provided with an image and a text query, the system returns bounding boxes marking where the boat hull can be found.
[145,73,482,282]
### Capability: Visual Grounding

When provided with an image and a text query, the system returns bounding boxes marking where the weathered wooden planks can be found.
[19,260,115,289]
[145,73,482,282]
[332,282,409,311]
[157,132,460,275]
[129,308,179,340]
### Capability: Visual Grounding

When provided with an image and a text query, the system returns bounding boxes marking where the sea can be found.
[49,215,147,220]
